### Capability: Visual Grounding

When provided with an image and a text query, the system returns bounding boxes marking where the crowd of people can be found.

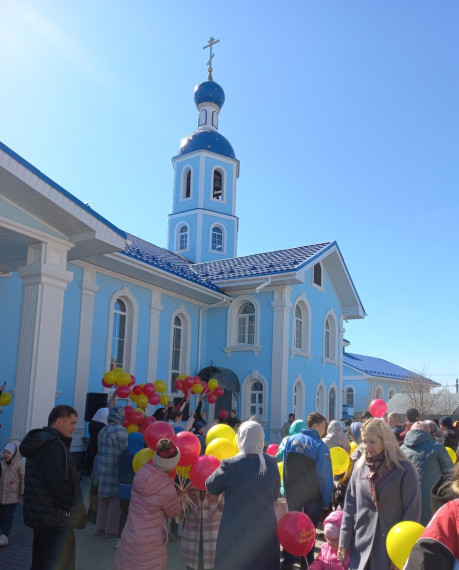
[2,401,459,569]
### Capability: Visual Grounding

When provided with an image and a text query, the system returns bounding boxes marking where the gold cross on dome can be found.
[203,37,220,71]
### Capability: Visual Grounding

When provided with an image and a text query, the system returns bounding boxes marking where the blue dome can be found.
[178,130,235,159]
[194,80,225,109]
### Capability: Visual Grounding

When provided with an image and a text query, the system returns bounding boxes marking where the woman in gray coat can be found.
[338,418,421,570]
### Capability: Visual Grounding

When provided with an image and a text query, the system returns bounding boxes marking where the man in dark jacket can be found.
[281,412,333,569]
[439,416,459,452]
[20,405,85,570]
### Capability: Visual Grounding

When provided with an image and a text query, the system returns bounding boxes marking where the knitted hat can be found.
[194,421,205,433]
[108,406,125,425]
[3,442,16,455]
[153,438,181,472]
[440,416,453,428]
[323,510,343,541]
[411,421,430,433]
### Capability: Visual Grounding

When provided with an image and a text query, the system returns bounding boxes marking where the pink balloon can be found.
[266,444,279,456]
[143,382,156,397]
[116,385,131,399]
[144,421,175,451]
[101,378,111,388]
[207,393,217,404]
[369,399,387,418]
[173,431,201,466]
[174,379,184,392]
[214,387,224,397]
[184,376,195,389]
[189,455,221,491]
[148,393,161,405]
[277,511,316,556]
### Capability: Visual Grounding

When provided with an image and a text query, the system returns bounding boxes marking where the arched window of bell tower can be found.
[212,169,224,200]
[176,224,189,252]
[199,109,207,127]
[182,167,192,199]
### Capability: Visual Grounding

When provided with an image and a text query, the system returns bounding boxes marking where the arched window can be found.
[313,263,322,287]
[324,314,337,361]
[184,169,191,199]
[316,384,325,414]
[212,169,223,200]
[170,315,183,391]
[111,299,126,369]
[237,302,255,345]
[293,379,305,419]
[249,380,264,418]
[177,225,188,251]
[344,386,355,407]
[294,305,303,350]
[292,298,311,355]
[375,386,383,400]
[329,387,336,421]
[211,225,224,251]
[169,310,190,394]
[388,388,396,400]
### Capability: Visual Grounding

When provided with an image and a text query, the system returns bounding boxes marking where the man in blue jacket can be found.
[281,412,333,569]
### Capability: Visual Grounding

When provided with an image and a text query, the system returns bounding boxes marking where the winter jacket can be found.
[0,443,25,505]
[283,428,334,508]
[115,463,180,570]
[401,429,454,524]
[97,423,128,497]
[118,432,144,500]
[443,427,459,452]
[20,427,85,529]
[339,459,421,570]
[404,499,459,570]
[310,542,350,570]
[323,421,351,453]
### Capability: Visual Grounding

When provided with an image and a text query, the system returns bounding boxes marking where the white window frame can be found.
[211,167,226,202]
[225,296,261,356]
[388,388,396,400]
[374,385,383,400]
[181,166,193,200]
[290,296,312,359]
[316,381,326,415]
[176,223,190,252]
[312,261,324,291]
[293,376,305,420]
[168,308,191,395]
[344,386,355,408]
[106,287,138,374]
[328,384,338,421]
[323,311,338,363]
[210,224,225,253]
[241,371,268,424]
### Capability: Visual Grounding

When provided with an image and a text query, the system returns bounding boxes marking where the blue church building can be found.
[0,53,433,448]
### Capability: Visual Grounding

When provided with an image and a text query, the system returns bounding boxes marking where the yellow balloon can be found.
[104,371,118,385]
[136,394,148,408]
[205,424,235,446]
[134,407,146,416]
[208,378,219,391]
[330,447,351,475]
[126,424,139,433]
[232,433,239,450]
[155,380,167,394]
[278,461,284,480]
[191,383,203,394]
[445,446,457,464]
[118,372,132,386]
[176,465,191,478]
[177,374,187,381]
[349,441,358,454]
[205,438,238,461]
[111,367,124,376]
[0,392,12,406]
[386,521,424,570]
[159,394,170,405]
[132,448,154,473]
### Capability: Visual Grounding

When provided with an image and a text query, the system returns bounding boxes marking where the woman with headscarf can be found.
[0,441,24,546]
[206,420,281,570]
[338,418,421,569]
[95,406,128,538]
[86,406,109,523]
[323,420,351,453]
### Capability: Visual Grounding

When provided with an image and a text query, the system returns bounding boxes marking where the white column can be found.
[73,267,99,438]
[339,316,345,421]
[11,241,73,439]
[147,289,163,382]
[270,286,292,442]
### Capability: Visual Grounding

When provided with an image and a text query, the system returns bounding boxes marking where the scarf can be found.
[364,451,392,510]
[237,421,267,476]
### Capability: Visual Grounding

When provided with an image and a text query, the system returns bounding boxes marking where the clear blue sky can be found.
[1,1,458,387]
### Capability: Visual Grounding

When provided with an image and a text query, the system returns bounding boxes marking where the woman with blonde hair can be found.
[338,418,421,569]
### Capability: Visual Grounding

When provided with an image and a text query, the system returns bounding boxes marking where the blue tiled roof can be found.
[0,141,126,239]
[122,233,222,292]
[343,352,438,384]
[193,242,333,281]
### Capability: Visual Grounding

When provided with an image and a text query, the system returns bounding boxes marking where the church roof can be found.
[122,233,222,292]
[193,242,333,281]
[178,129,236,159]
[343,352,439,385]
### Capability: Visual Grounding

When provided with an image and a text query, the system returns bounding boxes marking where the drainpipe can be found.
[255,277,272,293]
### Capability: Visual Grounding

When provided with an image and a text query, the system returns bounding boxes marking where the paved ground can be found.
[0,474,324,569]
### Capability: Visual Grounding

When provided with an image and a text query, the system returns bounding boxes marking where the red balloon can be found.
[277,511,316,556]
[173,431,201,467]
[116,385,131,399]
[184,376,195,389]
[207,393,217,404]
[129,375,136,387]
[129,410,145,425]
[143,383,156,397]
[132,385,143,395]
[101,379,111,388]
[189,455,221,491]
[174,379,184,391]
[144,421,175,451]
[369,399,387,418]
[200,381,208,392]
[168,467,177,479]
[266,444,279,456]
[148,393,161,405]
[214,386,224,397]
[124,405,134,418]
[193,376,201,384]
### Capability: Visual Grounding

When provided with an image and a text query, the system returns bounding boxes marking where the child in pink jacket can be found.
[310,510,350,570]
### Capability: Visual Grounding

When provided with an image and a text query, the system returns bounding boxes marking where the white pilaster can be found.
[270,286,292,442]
[147,289,163,382]
[73,267,99,433]
[11,241,73,439]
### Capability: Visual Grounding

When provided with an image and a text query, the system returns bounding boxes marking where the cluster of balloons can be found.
[174,375,224,404]
[123,405,157,434]
[101,369,171,408]
[131,421,239,488]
